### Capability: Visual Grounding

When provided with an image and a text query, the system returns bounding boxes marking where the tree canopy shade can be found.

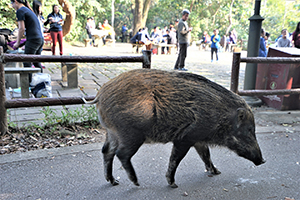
[1,0,300,43]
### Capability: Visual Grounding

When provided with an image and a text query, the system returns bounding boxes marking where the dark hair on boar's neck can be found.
[83,69,265,188]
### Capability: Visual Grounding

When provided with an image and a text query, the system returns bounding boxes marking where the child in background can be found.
[277,29,291,47]
[259,28,267,57]
[211,29,220,62]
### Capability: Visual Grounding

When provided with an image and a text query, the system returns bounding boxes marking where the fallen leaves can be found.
[0,123,106,155]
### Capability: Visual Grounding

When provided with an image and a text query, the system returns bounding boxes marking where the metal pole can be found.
[244,0,264,90]
[230,53,241,93]
[0,47,8,135]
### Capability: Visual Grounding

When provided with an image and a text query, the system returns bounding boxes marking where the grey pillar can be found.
[244,0,264,90]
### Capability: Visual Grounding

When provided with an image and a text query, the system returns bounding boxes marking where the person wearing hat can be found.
[174,9,192,71]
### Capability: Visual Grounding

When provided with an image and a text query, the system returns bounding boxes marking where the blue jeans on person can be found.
[23,38,44,82]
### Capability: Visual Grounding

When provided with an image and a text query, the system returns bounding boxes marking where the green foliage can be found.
[0,1,18,30]
[41,105,98,127]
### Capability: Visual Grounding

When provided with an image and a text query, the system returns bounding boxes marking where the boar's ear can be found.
[237,108,246,124]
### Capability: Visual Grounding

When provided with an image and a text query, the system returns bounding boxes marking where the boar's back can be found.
[97,69,250,143]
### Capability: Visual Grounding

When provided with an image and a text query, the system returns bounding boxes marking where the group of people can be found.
[129,23,178,54]
[85,17,115,46]
[259,22,300,57]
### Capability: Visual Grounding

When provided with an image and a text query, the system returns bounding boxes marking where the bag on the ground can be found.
[30,73,52,98]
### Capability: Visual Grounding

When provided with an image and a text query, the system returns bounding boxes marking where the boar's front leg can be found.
[194,143,221,175]
[166,140,192,188]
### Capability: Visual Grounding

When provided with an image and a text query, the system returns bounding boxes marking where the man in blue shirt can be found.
[121,24,128,43]
[211,29,220,62]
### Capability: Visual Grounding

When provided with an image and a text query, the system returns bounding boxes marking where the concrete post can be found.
[66,63,78,88]
[0,47,8,135]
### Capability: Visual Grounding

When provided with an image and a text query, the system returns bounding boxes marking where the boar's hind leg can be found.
[102,133,119,186]
[116,136,144,186]
[194,143,221,175]
[166,141,192,188]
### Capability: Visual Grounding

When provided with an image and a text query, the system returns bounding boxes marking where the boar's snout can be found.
[247,146,266,166]
[254,158,266,166]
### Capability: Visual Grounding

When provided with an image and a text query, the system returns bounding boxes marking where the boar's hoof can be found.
[112,180,119,186]
[134,181,140,186]
[206,166,221,175]
[108,179,119,186]
[169,183,178,188]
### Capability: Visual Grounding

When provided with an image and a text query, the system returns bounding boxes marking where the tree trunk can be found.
[226,0,235,35]
[58,0,76,37]
[133,0,152,35]
[141,0,151,26]
[133,0,143,35]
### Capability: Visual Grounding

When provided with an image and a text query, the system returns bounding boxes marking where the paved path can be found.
[1,130,299,200]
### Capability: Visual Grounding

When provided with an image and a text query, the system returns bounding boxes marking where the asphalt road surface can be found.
[1,130,299,200]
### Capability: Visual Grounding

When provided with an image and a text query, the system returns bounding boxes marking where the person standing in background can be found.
[47,5,64,55]
[277,29,291,47]
[210,29,220,62]
[11,0,44,82]
[174,9,192,71]
[259,28,267,57]
[32,1,46,35]
[121,24,128,43]
[292,22,300,49]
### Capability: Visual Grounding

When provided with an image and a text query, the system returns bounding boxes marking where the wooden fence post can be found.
[230,52,241,93]
[0,47,8,135]
[142,50,151,69]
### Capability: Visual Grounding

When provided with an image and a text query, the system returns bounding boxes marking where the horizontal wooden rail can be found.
[238,89,300,96]
[5,96,96,109]
[230,52,300,98]
[240,57,300,63]
[0,54,144,63]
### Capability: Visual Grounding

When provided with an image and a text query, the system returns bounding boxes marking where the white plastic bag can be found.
[30,73,52,98]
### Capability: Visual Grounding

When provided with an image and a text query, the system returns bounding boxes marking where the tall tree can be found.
[225,0,235,35]
[133,0,151,35]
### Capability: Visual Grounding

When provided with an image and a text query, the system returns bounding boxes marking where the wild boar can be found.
[83,69,265,188]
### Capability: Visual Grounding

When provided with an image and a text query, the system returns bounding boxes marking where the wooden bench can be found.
[131,44,145,53]
[199,43,210,51]
[229,44,237,52]
[84,38,92,47]
[84,35,106,47]
[4,68,41,98]
[152,43,176,55]
[104,38,115,46]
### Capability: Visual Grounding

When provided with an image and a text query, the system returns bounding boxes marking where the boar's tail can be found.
[81,96,100,104]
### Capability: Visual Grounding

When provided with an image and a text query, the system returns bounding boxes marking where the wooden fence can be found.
[230,52,300,96]
[0,47,151,135]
